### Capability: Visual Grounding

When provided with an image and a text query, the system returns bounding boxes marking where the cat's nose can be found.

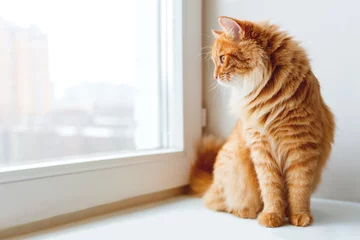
[213,73,219,80]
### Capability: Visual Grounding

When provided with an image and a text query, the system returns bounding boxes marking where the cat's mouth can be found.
[216,76,232,87]
[216,74,243,88]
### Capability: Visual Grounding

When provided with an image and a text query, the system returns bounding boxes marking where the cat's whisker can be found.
[199,53,211,60]
[199,51,211,59]
[212,85,222,100]
[201,54,213,64]
[201,34,214,41]
[209,80,217,88]
[198,50,211,59]
[201,45,212,50]
[208,81,219,92]
[202,57,212,64]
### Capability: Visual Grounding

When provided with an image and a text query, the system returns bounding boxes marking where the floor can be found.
[11,196,360,240]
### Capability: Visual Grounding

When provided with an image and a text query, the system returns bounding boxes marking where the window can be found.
[0,0,165,167]
[0,0,202,230]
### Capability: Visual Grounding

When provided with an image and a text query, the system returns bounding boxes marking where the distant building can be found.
[13,25,53,118]
[0,18,53,125]
[0,18,16,125]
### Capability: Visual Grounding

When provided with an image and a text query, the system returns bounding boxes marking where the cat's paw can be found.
[289,213,313,227]
[258,212,284,227]
[203,186,227,212]
[203,195,227,212]
[231,207,257,219]
[204,200,227,212]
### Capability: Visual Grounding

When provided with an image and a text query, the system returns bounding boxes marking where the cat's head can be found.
[211,16,271,91]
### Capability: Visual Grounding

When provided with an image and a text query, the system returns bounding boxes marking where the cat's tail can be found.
[188,135,224,196]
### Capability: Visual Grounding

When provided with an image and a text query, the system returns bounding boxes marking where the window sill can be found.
[9,196,360,240]
[0,150,192,230]
[0,148,184,183]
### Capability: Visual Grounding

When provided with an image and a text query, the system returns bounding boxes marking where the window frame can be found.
[0,0,202,229]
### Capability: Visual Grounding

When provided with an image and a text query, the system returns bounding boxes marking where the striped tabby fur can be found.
[190,16,335,228]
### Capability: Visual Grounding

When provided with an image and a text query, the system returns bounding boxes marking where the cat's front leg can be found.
[284,145,318,227]
[247,132,286,227]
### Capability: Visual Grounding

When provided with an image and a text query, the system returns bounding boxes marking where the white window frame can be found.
[0,0,202,229]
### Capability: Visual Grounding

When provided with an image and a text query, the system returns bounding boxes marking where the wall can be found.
[203,0,360,202]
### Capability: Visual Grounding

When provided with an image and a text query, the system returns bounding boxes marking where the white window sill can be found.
[12,196,360,240]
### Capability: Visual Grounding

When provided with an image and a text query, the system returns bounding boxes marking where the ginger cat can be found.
[189,16,335,228]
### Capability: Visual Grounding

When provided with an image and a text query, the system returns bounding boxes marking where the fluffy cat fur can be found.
[189,16,335,228]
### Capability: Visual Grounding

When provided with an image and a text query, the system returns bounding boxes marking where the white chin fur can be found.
[219,74,257,98]
[216,79,233,87]
[226,68,265,117]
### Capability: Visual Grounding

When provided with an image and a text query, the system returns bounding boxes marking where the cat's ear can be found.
[211,29,223,39]
[218,16,244,41]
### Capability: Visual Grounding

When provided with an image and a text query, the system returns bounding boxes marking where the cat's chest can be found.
[231,94,254,124]
[233,102,266,134]
[242,126,283,167]
[230,89,267,131]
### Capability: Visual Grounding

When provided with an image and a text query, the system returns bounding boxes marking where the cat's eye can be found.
[220,55,226,64]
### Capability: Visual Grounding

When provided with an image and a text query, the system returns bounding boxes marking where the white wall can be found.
[203,0,360,202]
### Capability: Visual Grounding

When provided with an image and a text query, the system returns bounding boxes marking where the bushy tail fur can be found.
[188,135,224,196]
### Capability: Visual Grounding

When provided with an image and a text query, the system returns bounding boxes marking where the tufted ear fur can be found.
[211,29,223,39]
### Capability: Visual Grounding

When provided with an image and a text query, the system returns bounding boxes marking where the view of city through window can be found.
[0,1,163,167]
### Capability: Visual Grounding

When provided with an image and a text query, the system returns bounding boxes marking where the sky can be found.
[0,0,137,98]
